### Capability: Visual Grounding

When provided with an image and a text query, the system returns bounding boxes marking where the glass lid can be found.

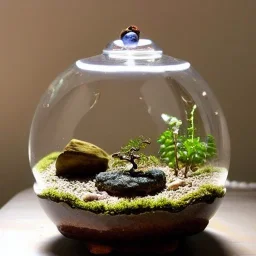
[76,25,190,72]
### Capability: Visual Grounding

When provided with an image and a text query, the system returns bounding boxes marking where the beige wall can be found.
[0,0,255,206]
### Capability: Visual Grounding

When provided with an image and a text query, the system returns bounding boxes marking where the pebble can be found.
[83,191,109,202]
[168,178,186,191]
[83,193,100,201]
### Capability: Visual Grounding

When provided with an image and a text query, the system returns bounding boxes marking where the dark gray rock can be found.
[95,169,166,197]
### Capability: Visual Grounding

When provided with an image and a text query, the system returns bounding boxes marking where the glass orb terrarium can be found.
[29,26,230,254]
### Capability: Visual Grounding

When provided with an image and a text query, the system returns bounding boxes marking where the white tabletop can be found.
[0,188,255,255]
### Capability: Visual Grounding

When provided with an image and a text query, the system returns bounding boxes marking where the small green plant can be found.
[111,136,161,170]
[158,116,182,176]
[158,105,217,177]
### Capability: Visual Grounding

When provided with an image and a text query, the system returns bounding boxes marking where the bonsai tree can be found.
[112,136,158,171]
[158,105,217,178]
[112,147,141,171]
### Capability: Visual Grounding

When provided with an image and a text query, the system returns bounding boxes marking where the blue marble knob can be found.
[122,31,139,47]
[120,25,140,48]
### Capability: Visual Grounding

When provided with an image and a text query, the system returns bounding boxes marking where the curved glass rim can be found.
[75,60,191,73]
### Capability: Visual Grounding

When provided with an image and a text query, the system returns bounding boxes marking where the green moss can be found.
[34,152,61,172]
[109,157,126,169]
[38,184,225,215]
[192,166,224,176]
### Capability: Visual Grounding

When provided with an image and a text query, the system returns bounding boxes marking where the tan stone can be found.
[56,139,109,177]
[168,178,186,191]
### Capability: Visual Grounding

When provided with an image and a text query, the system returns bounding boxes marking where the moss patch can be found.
[38,184,225,215]
[35,152,61,172]
[191,166,224,176]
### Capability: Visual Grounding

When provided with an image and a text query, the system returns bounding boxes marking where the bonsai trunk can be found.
[130,158,138,170]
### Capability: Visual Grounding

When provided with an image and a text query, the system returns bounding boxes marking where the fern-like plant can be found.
[158,105,217,177]
[158,116,182,176]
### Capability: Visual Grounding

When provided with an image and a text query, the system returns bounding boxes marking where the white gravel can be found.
[33,162,227,204]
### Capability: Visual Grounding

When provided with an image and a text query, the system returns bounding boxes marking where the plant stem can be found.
[173,133,179,176]
[189,105,197,141]
[184,165,189,178]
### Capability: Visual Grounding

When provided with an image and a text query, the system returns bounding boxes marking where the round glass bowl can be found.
[29,34,230,254]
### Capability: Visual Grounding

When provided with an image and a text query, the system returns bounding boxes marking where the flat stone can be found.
[56,139,109,177]
[95,169,166,197]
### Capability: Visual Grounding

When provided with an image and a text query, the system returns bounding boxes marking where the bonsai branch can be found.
[112,148,140,171]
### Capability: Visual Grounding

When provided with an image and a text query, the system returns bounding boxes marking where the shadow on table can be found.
[42,230,234,256]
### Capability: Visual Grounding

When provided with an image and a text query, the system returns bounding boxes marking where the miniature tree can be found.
[158,105,217,178]
[112,147,140,171]
[112,136,151,172]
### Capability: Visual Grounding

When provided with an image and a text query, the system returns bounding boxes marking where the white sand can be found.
[33,162,227,204]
